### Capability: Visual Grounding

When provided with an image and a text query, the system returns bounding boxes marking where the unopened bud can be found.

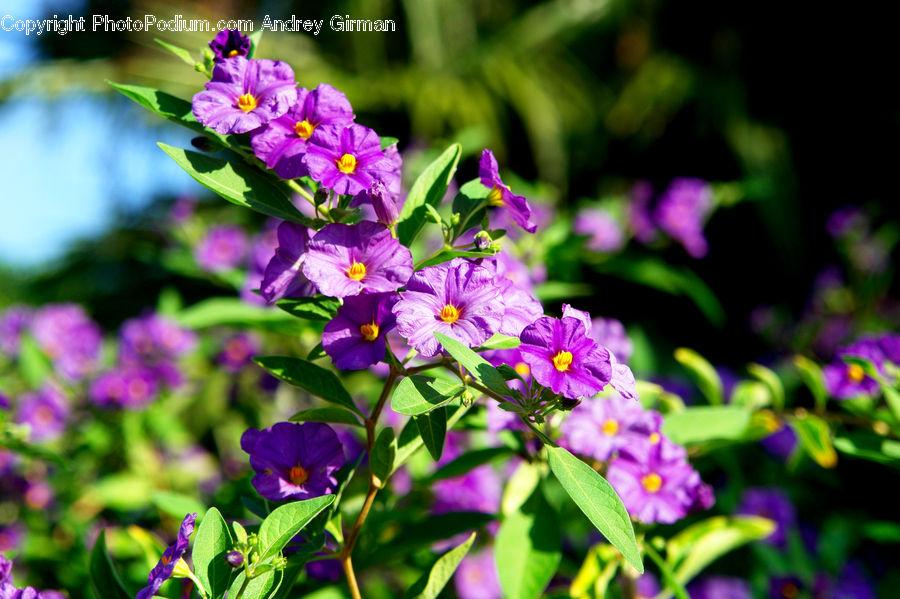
[474,231,492,250]
[226,551,244,568]
[558,397,581,411]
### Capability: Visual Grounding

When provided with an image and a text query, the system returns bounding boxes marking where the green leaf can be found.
[193,507,234,599]
[227,570,281,599]
[247,29,263,58]
[89,530,131,599]
[18,335,52,389]
[501,460,544,516]
[729,380,772,410]
[289,408,363,427]
[793,355,827,406]
[428,447,509,482]
[150,491,206,521]
[747,363,785,410]
[546,446,642,573]
[176,297,301,333]
[434,332,512,396]
[881,385,900,427]
[643,543,690,599]
[381,136,399,150]
[788,413,837,468]
[661,406,752,445]
[415,249,498,270]
[397,144,462,246]
[154,38,195,65]
[495,487,562,599]
[276,296,342,321]
[254,356,362,415]
[416,407,448,460]
[391,375,465,415]
[833,433,900,468]
[158,143,314,224]
[451,179,489,234]
[257,495,336,563]
[307,343,327,361]
[393,404,472,473]
[674,348,723,405]
[404,532,476,599]
[476,333,522,351]
[370,427,397,484]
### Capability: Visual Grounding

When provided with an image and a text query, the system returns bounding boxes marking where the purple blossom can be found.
[454,549,502,599]
[635,572,661,599]
[823,338,885,400]
[208,29,251,61]
[628,180,657,243]
[432,463,502,515]
[88,367,159,409]
[323,292,399,370]
[349,180,400,227]
[737,487,796,548]
[0,524,23,553]
[240,422,345,501]
[479,149,536,233]
[194,225,248,272]
[879,333,900,364]
[654,177,714,258]
[303,221,412,298]
[15,385,69,442]
[303,124,393,196]
[31,304,101,381]
[591,317,633,364]
[260,221,317,303]
[218,333,260,373]
[0,306,32,357]
[242,223,280,305]
[574,207,625,252]
[688,577,753,599]
[250,84,355,179]
[192,57,297,135]
[519,315,612,400]
[119,313,196,387]
[393,258,504,358]
[135,513,196,599]
[560,397,661,462]
[479,256,543,337]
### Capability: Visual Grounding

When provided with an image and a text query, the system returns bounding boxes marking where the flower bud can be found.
[226,550,244,568]
[474,231,492,250]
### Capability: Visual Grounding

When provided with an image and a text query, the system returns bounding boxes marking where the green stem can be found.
[232,573,251,599]
[285,179,323,213]
[643,542,689,599]
[452,199,488,242]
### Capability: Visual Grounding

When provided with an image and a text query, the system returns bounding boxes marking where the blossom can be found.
[0,306,32,357]
[208,28,251,61]
[480,256,543,337]
[349,180,400,227]
[260,221,317,303]
[478,149,536,233]
[192,57,297,134]
[687,577,752,599]
[322,292,398,370]
[737,487,796,547]
[31,304,101,381]
[574,207,625,252]
[303,221,413,298]
[560,397,661,462]
[119,313,196,387]
[454,549,502,599]
[518,315,612,400]
[432,464,502,515]
[218,333,260,373]
[88,367,159,409]
[823,338,884,400]
[15,385,69,442]
[654,177,713,258]
[303,124,393,196]
[634,572,661,599]
[135,513,197,599]
[194,225,248,272]
[393,258,504,358]
[240,422,345,501]
[250,84,355,179]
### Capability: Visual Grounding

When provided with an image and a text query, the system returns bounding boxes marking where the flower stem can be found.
[232,573,250,599]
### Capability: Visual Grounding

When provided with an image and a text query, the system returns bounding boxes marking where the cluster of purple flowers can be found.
[22,304,101,382]
[0,555,64,599]
[629,177,714,258]
[561,396,713,524]
[823,333,898,400]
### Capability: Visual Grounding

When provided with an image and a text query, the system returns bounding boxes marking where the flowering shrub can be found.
[1,28,896,599]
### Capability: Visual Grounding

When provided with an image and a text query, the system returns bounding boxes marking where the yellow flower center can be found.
[289,465,308,485]
[601,419,619,436]
[440,304,461,324]
[360,323,379,342]
[336,153,357,174]
[641,472,663,493]
[236,92,258,112]
[347,261,366,281]
[649,432,661,444]
[227,49,240,57]
[295,119,315,140]
[487,185,504,207]
[514,362,531,376]
[847,363,866,383]
[551,350,573,372]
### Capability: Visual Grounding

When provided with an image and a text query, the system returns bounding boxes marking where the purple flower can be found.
[635,572,661,599]
[119,314,196,387]
[480,256,543,337]
[879,333,900,364]
[0,306,32,357]
[688,577,753,599]
[135,513,196,599]
[192,57,297,135]
[393,258,504,358]
[823,339,884,400]
[251,84,355,179]
[574,207,625,252]
[591,317,633,364]
[519,316,612,400]
[194,225,248,272]
[240,422,345,501]
[0,524,23,553]
[654,177,713,258]
[303,221,413,297]
[454,549,502,599]
[260,221,317,303]
[432,464,502,515]
[242,223,280,305]
[607,437,705,524]
[737,487,796,548]
[219,333,260,373]
[560,397,661,462]
[89,367,159,409]
[15,386,69,442]
[323,293,398,370]
[31,304,101,381]
[208,29,251,61]
[303,124,392,196]
[479,149,536,233]
[349,180,400,227]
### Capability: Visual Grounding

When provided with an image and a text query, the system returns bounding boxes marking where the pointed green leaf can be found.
[397,144,462,246]
[89,530,131,599]
[674,348,723,405]
[404,532,477,599]
[476,333,522,351]
[227,570,281,599]
[416,407,448,460]
[788,413,837,468]
[247,30,263,58]
[254,356,362,415]
[393,404,472,473]
[276,296,341,321]
[257,495,336,563]
[747,363,785,410]
[495,488,562,599]
[154,38,195,65]
[371,427,397,483]
[434,332,512,396]
[793,355,827,406]
[415,249,498,270]
[662,406,752,445]
[391,375,465,415]
[289,408,363,427]
[380,136,399,150]
[547,446,642,573]
[193,507,233,599]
